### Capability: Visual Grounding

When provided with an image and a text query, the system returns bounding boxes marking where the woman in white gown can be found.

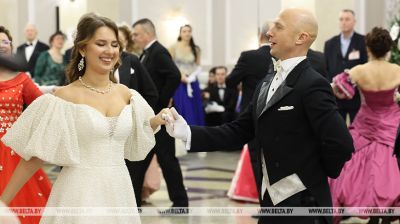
[0,13,169,224]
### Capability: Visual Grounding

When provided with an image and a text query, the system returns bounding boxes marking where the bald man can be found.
[167,8,354,224]
[16,24,49,77]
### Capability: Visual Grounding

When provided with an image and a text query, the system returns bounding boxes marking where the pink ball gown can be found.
[330,80,400,223]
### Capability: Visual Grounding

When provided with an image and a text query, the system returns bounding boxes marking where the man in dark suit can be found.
[225,22,272,195]
[205,66,238,126]
[226,22,273,113]
[131,18,187,208]
[166,8,354,224]
[117,51,158,108]
[16,24,49,78]
[324,9,367,122]
[117,51,160,204]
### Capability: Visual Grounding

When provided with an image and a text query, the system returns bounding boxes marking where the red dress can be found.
[0,73,52,224]
[227,144,259,203]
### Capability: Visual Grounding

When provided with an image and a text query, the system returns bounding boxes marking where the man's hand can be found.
[165,107,190,142]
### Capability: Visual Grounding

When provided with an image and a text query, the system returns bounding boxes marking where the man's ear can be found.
[295,32,310,45]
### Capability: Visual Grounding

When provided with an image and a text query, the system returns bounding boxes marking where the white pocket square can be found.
[278,106,294,111]
[130,68,135,74]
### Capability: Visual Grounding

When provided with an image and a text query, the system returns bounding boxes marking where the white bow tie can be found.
[272,58,282,73]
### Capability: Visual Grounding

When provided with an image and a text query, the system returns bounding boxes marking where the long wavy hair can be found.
[177,24,199,61]
[65,13,122,83]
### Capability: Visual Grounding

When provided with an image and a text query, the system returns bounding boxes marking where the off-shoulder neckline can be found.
[45,94,131,118]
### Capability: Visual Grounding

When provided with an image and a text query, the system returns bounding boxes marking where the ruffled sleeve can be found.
[1,95,80,166]
[332,71,356,99]
[124,89,160,161]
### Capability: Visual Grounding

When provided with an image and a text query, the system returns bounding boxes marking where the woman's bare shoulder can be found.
[54,82,81,101]
[348,64,363,81]
[114,83,132,101]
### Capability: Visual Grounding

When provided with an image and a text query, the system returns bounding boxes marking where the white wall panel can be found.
[1,0,390,65]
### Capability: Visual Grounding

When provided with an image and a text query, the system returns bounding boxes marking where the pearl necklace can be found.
[78,76,113,94]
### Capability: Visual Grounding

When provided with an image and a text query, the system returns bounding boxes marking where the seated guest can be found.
[204,66,238,126]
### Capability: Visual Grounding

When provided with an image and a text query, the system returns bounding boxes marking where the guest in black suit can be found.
[166,8,354,224]
[324,9,367,122]
[131,18,187,208]
[117,26,159,200]
[117,52,160,198]
[201,67,217,104]
[226,22,273,113]
[307,49,328,79]
[117,25,158,108]
[118,52,158,108]
[205,66,238,126]
[225,23,272,193]
[16,24,49,78]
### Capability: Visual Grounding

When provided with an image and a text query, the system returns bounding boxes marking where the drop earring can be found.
[78,55,85,71]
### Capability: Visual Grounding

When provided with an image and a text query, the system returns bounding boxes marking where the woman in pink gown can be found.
[330,27,400,224]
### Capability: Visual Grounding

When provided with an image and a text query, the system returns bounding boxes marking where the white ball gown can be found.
[2,90,158,224]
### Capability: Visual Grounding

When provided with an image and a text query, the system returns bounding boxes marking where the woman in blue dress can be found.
[169,25,205,125]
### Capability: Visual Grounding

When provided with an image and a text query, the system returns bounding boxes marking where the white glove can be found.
[186,66,202,83]
[165,107,190,142]
[186,74,197,83]
[0,200,20,224]
[204,101,225,113]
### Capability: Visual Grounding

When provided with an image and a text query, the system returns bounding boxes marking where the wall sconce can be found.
[164,9,189,33]
[162,7,189,45]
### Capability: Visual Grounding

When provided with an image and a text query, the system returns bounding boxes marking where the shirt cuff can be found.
[185,126,191,150]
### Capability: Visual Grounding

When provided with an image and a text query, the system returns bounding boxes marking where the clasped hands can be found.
[156,107,190,142]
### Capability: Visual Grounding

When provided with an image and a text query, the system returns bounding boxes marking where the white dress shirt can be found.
[261,56,307,205]
[25,39,38,62]
[217,84,226,101]
[340,32,353,57]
